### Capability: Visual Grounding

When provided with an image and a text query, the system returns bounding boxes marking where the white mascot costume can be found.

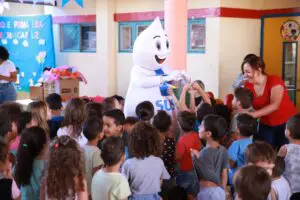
[124,17,189,117]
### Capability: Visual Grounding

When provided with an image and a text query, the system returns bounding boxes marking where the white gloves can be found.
[162,70,183,82]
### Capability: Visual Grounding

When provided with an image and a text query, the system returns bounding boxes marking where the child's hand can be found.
[182,83,191,92]
[190,148,200,158]
[192,82,203,91]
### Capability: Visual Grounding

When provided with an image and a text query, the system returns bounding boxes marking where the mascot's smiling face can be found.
[133,17,169,71]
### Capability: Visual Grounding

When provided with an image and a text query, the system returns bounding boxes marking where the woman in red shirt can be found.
[243,55,296,149]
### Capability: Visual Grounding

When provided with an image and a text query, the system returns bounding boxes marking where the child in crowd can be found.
[191,114,229,200]
[45,93,64,140]
[15,127,48,200]
[83,117,104,196]
[176,111,201,199]
[123,116,139,147]
[10,111,34,154]
[103,96,122,112]
[112,95,125,111]
[245,141,276,176]
[194,102,214,132]
[153,110,176,178]
[0,102,22,144]
[230,87,254,132]
[0,139,20,200]
[122,122,170,199]
[234,165,271,200]
[228,113,256,184]
[135,101,154,121]
[28,101,50,136]
[84,102,103,119]
[92,136,131,200]
[103,109,125,138]
[270,156,291,200]
[213,104,231,129]
[57,98,87,147]
[40,135,88,200]
[278,114,300,198]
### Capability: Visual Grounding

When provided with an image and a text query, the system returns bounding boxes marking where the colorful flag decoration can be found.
[62,0,83,8]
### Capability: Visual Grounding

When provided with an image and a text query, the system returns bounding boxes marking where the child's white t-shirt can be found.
[57,126,87,148]
[91,169,131,200]
[121,155,170,195]
[0,60,16,83]
[271,176,291,200]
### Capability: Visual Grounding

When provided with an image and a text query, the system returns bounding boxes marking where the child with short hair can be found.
[82,117,104,196]
[0,139,20,200]
[234,165,271,200]
[14,127,48,200]
[92,136,131,200]
[228,113,256,184]
[84,102,103,119]
[245,141,276,176]
[40,135,88,200]
[135,101,154,121]
[278,114,300,197]
[103,109,125,138]
[45,93,63,140]
[176,111,202,198]
[103,96,122,112]
[123,116,139,134]
[0,102,22,144]
[230,87,254,132]
[269,156,291,200]
[122,122,170,199]
[191,114,229,200]
[58,98,87,147]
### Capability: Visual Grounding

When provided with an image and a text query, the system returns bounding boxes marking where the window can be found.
[60,23,96,52]
[118,19,206,53]
[118,21,155,52]
[188,19,206,53]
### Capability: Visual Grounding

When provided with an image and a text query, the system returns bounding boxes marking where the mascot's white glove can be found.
[162,70,183,82]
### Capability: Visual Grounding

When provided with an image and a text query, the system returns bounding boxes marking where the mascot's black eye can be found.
[156,41,161,51]
[166,40,169,49]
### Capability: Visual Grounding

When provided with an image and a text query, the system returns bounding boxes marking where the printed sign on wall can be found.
[0,15,55,92]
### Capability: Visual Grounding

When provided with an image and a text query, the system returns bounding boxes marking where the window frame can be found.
[60,23,97,53]
[187,18,206,54]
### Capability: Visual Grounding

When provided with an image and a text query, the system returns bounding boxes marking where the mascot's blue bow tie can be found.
[155,68,166,76]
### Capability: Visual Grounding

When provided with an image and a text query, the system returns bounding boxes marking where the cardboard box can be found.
[44,79,79,101]
[29,86,44,101]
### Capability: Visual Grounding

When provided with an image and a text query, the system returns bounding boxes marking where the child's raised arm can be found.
[192,82,212,105]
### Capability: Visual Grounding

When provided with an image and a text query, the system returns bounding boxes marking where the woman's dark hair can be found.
[18,111,32,135]
[177,111,196,132]
[15,127,47,186]
[0,138,8,163]
[0,46,9,61]
[196,103,214,122]
[61,98,85,138]
[0,102,22,138]
[135,101,154,121]
[84,102,103,119]
[203,114,227,141]
[242,55,266,74]
[153,110,171,132]
[45,93,62,110]
[101,136,125,166]
[45,135,84,200]
[129,121,161,159]
[240,54,257,73]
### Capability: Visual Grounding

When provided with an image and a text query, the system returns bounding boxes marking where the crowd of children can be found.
[0,68,300,200]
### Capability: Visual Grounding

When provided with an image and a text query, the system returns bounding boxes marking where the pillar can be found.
[164,0,188,70]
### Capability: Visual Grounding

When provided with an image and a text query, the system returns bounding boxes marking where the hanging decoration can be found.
[62,0,83,8]
[0,0,9,15]
[280,20,300,41]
